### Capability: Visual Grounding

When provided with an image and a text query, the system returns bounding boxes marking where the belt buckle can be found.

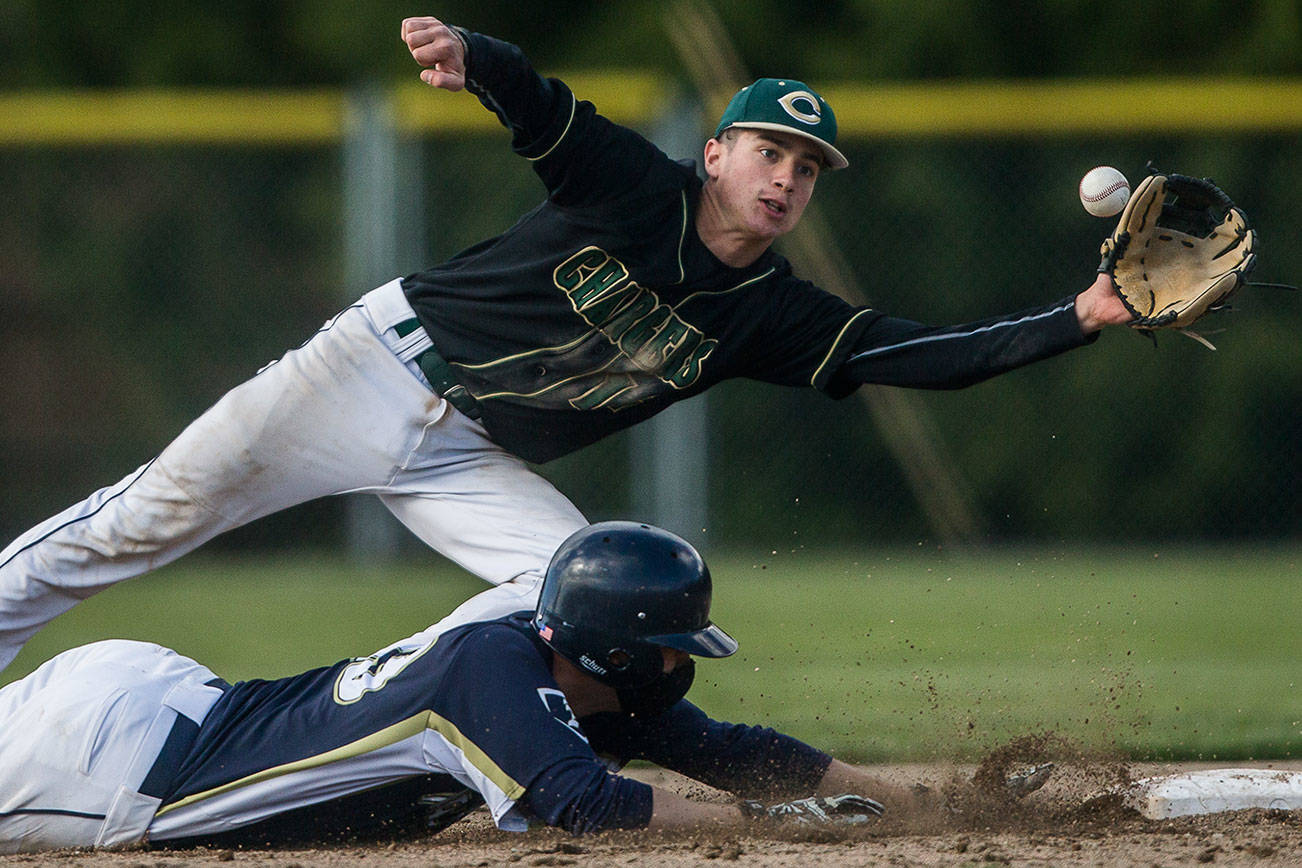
[415,348,482,421]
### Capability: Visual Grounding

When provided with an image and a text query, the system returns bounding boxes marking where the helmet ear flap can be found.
[603,644,664,687]
[535,619,664,688]
[590,642,664,688]
[606,648,632,670]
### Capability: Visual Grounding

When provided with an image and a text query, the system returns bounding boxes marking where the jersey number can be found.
[333,637,437,705]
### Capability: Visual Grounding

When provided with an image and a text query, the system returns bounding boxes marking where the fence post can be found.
[630,94,710,545]
[341,84,426,563]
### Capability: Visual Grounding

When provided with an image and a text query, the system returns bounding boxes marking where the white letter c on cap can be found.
[778,91,822,125]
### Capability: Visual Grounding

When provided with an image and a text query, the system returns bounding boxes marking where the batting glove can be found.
[740,793,884,826]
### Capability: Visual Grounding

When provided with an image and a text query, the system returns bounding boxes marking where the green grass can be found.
[4,546,1298,763]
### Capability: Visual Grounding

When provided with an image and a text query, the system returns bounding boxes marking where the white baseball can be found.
[1079,166,1130,218]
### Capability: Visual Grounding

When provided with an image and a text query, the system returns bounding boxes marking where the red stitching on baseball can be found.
[1082,181,1129,202]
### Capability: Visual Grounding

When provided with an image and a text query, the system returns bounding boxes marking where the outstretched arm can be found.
[649,757,928,830]
[829,274,1122,393]
[400,15,567,151]
[397,15,665,206]
[745,268,1130,399]
[817,758,926,810]
[649,770,903,832]
[580,703,918,821]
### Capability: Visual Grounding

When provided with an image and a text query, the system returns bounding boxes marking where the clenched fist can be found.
[401,17,466,91]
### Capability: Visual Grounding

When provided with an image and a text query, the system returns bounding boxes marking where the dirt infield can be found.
[12,755,1302,867]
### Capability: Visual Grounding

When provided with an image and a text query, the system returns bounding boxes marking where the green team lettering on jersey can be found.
[553,247,717,396]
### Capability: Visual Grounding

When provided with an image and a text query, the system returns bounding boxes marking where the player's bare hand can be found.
[401,17,466,91]
[1074,271,1132,333]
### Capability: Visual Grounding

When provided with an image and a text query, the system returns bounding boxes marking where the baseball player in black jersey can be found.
[1,523,985,852]
[0,16,1133,671]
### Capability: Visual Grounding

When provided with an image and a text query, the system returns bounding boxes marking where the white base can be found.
[1126,769,1302,819]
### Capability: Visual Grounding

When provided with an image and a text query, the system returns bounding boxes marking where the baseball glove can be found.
[1098,170,1257,345]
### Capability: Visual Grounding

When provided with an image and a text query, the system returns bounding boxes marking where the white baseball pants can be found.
[0,639,225,852]
[0,280,587,671]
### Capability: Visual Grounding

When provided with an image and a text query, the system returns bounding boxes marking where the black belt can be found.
[139,677,230,801]
[394,318,482,421]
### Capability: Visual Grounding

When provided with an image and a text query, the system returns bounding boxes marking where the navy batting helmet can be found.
[533,522,738,689]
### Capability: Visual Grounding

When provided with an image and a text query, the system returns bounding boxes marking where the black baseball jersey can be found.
[146,613,829,844]
[401,31,1094,464]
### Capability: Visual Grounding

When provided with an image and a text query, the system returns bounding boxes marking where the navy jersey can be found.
[146,614,831,843]
[401,31,1093,464]
[148,614,637,841]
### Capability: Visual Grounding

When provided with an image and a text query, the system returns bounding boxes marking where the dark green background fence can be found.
[2,131,1296,550]
[1,1,1298,553]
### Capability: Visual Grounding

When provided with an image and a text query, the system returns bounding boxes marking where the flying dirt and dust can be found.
[14,738,1300,867]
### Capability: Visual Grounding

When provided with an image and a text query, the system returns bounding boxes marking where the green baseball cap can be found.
[713,78,848,170]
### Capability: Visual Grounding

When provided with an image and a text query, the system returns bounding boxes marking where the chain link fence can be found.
[1,93,1297,552]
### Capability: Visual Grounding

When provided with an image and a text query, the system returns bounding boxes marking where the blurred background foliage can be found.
[2,0,1299,85]
[0,1,1298,554]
